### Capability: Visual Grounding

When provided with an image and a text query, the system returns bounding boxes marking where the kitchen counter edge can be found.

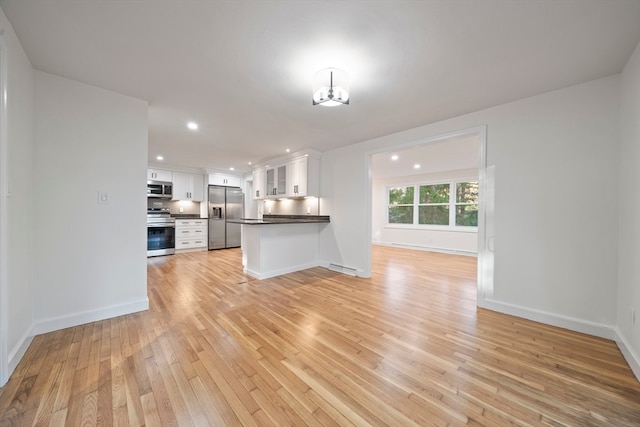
[227,215,330,225]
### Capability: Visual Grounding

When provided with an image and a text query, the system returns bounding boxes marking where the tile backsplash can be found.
[262,198,319,216]
[147,199,201,216]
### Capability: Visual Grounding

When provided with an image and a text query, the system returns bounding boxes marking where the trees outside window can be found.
[388,186,414,224]
[455,181,479,226]
[418,184,449,225]
[387,181,478,228]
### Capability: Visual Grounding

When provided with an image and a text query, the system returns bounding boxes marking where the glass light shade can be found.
[312,68,349,106]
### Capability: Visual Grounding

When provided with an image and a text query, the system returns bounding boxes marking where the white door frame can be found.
[0,30,9,386]
[365,125,491,306]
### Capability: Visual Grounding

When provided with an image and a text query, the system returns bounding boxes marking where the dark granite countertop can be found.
[227,214,330,225]
[171,214,207,219]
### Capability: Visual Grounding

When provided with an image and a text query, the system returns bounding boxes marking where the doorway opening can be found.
[366,126,492,307]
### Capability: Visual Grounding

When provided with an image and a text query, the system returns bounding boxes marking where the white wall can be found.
[33,72,149,332]
[0,6,35,384]
[618,39,640,378]
[320,75,620,336]
[372,168,478,254]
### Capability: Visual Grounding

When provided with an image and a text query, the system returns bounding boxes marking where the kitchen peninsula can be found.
[227,215,330,279]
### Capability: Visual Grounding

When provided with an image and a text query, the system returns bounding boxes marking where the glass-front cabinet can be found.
[251,152,320,200]
[264,165,287,197]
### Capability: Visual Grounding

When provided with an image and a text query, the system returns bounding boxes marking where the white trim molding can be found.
[32,299,149,336]
[482,298,616,339]
[482,298,640,382]
[0,30,8,386]
[615,328,640,382]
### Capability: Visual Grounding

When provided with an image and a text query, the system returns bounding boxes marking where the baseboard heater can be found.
[387,242,476,256]
[328,263,358,276]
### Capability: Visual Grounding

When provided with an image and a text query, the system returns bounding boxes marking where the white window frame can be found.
[386,178,478,232]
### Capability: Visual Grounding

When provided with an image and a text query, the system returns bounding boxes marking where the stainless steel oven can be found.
[147,211,175,256]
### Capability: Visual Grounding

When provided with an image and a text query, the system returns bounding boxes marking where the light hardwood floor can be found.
[1,246,639,426]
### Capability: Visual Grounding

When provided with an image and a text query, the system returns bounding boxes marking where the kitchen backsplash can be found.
[147,199,201,215]
[262,198,319,216]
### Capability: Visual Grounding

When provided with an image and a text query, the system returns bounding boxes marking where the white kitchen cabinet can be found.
[147,168,172,182]
[209,173,242,187]
[172,172,204,201]
[252,168,266,200]
[252,151,320,199]
[175,219,208,252]
[264,164,287,198]
[286,155,320,197]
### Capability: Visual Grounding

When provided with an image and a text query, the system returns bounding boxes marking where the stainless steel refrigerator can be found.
[208,185,244,250]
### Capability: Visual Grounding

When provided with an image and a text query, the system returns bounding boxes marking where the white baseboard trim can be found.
[244,262,321,280]
[481,298,616,340]
[373,241,477,257]
[614,327,640,382]
[7,325,34,379]
[481,298,640,382]
[32,298,149,336]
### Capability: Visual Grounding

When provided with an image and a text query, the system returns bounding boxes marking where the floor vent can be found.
[328,263,358,276]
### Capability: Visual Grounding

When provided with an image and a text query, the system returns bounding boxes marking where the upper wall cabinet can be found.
[209,173,242,187]
[252,154,319,200]
[252,169,266,200]
[172,172,204,201]
[265,164,287,197]
[147,168,172,182]
[286,155,319,197]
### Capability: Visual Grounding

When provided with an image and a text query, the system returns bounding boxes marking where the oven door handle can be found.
[147,223,175,228]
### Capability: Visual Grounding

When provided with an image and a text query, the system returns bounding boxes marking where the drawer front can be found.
[176,238,207,249]
[175,219,207,227]
[176,227,206,238]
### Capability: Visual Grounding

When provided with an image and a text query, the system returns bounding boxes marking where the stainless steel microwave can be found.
[147,180,173,199]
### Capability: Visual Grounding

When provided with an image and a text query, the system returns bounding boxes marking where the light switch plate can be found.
[98,191,110,204]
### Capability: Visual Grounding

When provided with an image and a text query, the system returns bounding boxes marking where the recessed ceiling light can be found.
[156,155,164,161]
[229,167,235,171]
[187,121,198,130]
[414,164,421,169]
[391,154,399,161]
[286,149,290,153]
[248,161,252,165]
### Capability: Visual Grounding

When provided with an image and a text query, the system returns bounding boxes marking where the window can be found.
[455,181,479,226]
[418,184,449,225]
[387,180,478,228]
[388,186,414,224]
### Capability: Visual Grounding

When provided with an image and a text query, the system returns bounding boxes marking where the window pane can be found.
[419,184,449,204]
[456,205,478,226]
[389,186,414,205]
[456,181,478,204]
[389,206,414,224]
[419,205,449,225]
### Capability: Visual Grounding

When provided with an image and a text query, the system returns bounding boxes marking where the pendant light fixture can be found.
[312,67,349,107]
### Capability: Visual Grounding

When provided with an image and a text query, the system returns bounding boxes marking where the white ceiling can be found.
[2,1,639,174]
[372,134,479,179]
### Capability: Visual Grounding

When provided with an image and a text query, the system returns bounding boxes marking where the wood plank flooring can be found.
[1,246,639,426]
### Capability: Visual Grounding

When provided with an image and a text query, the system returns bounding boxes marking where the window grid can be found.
[387,181,478,228]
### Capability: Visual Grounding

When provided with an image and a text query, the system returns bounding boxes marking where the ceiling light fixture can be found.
[391,155,399,161]
[156,155,164,161]
[187,121,198,130]
[414,164,421,169]
[312,67,349,107]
